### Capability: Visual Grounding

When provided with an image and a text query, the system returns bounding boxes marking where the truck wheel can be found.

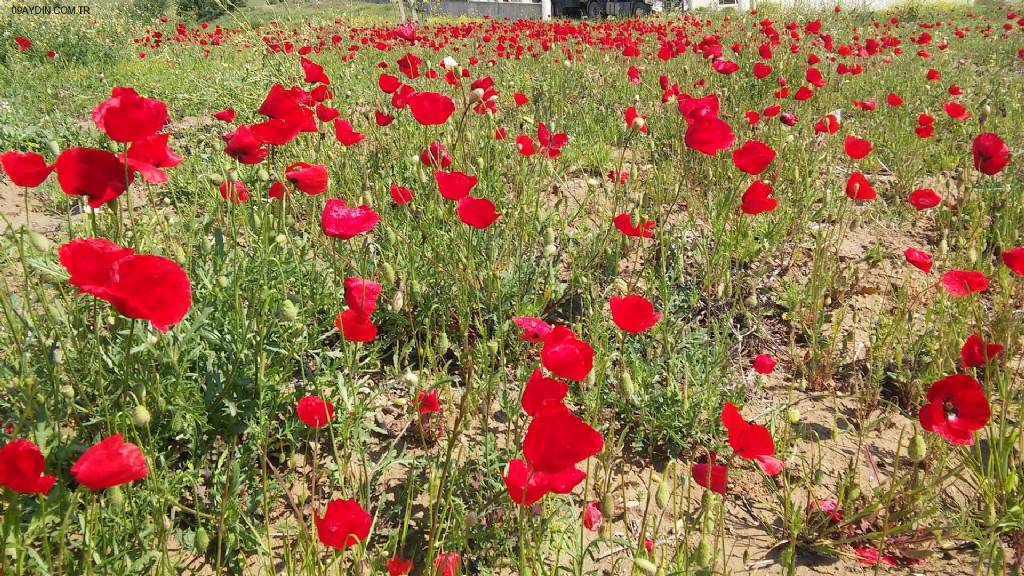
[587,1,603,18]
[631,1,651,15]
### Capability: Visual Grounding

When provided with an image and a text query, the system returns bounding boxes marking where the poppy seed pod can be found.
[634,559,658,575]
[469,88,485,104]
[382,263,396,284]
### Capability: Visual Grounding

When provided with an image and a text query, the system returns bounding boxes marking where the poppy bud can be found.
[543,244,558,258]
[46,303,66,324]
[217,275,229,288]
[27,230,50,252]
[744,293,758,308]
[469,88,485,104]
[464,511,479,529]
[106,315,117,326]
[173,246,186,265]
[195,527,210,554]
[133,405,152,428]
[437,332,450,353]
[634,559,658,575]
[543,227,555,245]
[968,246,978,263]
[203,173,224,185]
[60,384,75,399]
[908,433,927,463]
[621,371,635,396]
[655,479,670,509]
[391,290,404,312]
[382,263,397,284]
[412,280,423,297]
[402,370,419,387]
[631,116,647,132]
[487,340,498,354]
[46,140,61,156]
[171,414,185,433]
[278,299,298,322]
[107,485,125,507]
[787,408,801,424]
[275,234,287,246]
[257,167,270,182]
[614,278,628,294]
[847,484,861,501]
[938,236,948,257]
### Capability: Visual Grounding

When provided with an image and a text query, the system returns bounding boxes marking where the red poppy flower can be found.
[374,110,395,127]
[609,294,661,334]
[574,500,601,533]
[315,499,371,550]
[0,151,53,188]
[397,53,422,79]
[257,84,310,120]
[300,56,330,84]
[378,73,401,93]
[741,180,777,215]
[972,133,1010,176]
[285,162,328,195]
[886,93,904,106]
[624,106,647,133]
[685,111,735,157]
[513,316,553,342]
[944,101,971,120]
[627,64,642,83]
[540,326,594,382]
[1002,247,1024,276]
[960,334,1003,369]
[521,368,569,417]
[814,114,840,135]
[123,134,182,185]
[712,58,739,74]
[752,62,772,79]
[513,93,529,106]
[752,354,776,374]
[926,68,941,81]
[721,403,783,476]
[408,92,456,126]
[251,117,304,146]
[344,277,382,317]
[515,135,536,157]
[92,87,169,143]
[732,140,776,175]
[523,400,603,473]
[416,389,440,414]
[15,37,32,52]
[919,374,990,446]
[457,196,500,229]
[793,86,814,101]
[316,104,340,123]
[296,396,335,428]
[691,453,727,495]
[908,188,941,210]
[904,248,933,273]
[503,458,585,506]
[321,198,379,239]
[334,119,365,147]
[59,238,191,331]
[420,141,452,168]
[223,125,268,164]
[537,123,569,159]
[219,180,250,203]
[843,135,872,160]
[613,213,655,238]
[55,147,134,208]
[390,184,413,205]
[779,112,798,126]
[434,170,477,201]
[941,269,988,297]
[213,108,236,123]
[71,434,148,490]
[336,309,377,342]
[387,557,413,576]
[845,171,876,201]
[434,552,460,576]
[0,439,56,495]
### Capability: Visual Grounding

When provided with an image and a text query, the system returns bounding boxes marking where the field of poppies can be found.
[0,1,1022,574]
